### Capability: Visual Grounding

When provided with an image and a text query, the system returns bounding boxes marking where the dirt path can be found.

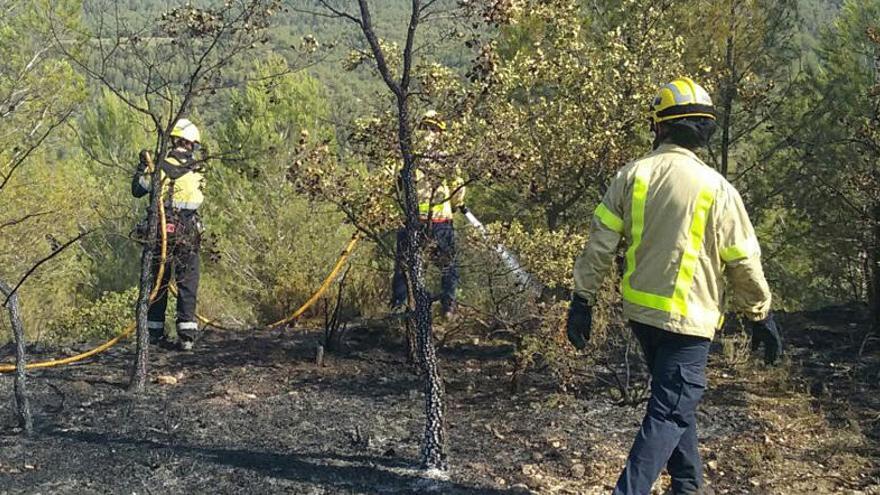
[1,309,878,494]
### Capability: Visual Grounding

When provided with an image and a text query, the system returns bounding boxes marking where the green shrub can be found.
[43,287,139,344]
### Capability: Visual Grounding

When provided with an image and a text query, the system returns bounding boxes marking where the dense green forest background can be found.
[2,0,878,371]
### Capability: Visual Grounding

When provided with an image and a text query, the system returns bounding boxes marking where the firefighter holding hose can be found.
[132,118,205,351]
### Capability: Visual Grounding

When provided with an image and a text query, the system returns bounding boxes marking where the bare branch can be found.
[401,0,421,91]
[315,0,362,24]
[420,0,442,15]
[0,108,74,192]
[0,211,53,232]
[2,230,93,306]
[49,22,154,118]
[356,0,402,96]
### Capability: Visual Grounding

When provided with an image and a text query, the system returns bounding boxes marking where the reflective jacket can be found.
[132,148,204,212]
[573,143,771,339]
[416,168,466,222]
[387,145,467,222]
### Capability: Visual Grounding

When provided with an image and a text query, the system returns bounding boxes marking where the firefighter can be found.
[566,77,782,494]
[133,118,205,351]
[391,110,466,319]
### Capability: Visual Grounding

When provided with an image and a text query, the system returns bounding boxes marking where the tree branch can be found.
[401,0,421,91]
[315,0,362,24]
[0,211,53,232]
[2,230,93,306]
[0,108,74,192]
[356,0,402,96]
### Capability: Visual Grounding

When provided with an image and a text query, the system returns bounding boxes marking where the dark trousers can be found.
[614,322,711,495]
[147,218,200,342]
[391,222,459,312]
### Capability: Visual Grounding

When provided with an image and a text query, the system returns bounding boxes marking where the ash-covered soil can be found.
[1,308,879,494]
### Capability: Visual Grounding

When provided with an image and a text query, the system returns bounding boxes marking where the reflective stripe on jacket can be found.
[132,148,204,211]
[416,168,466,221]
[573,143,771,339]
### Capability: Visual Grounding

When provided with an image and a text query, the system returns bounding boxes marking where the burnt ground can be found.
[1,307,879,495]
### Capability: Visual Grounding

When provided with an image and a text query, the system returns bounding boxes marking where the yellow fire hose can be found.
[167,233,359,331]
[266,234,360,329]
[0,232,359,372]
[0,175,171,373]
[0,151,361,373]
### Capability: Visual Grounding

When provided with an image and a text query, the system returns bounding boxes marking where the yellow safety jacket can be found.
[573,143,771,339]
[387,133,466,221]
[416,168,466,221]
[133,148,204,211]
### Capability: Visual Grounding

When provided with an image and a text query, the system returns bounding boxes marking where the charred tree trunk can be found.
[0,280,33,434]
[324,265,351,353]
[403,270,421,366]
[343,0,447,470]
[129,151,164,394]
[412,284,447,469]
[396,97,448,471]
[872,203,880,333]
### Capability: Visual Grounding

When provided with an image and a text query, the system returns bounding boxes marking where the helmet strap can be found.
[651,121,663,150]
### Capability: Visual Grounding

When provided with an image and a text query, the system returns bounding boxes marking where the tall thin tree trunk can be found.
[412,283,446,469]
[396,96,448,471]
[129,153,163,394]
[871,45,880,334]
[546,206,559,232]
[0,281,33,434]
[872,203,880,333]
[720,0,738,178]
[404,271,421,366]
[352,0,447,470]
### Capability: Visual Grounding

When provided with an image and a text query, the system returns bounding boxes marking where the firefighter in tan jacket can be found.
[565,77,782,495]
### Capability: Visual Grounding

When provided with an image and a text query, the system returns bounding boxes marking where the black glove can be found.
[138,149,151,172]
[748,313,783,365]
[565,294,592,350]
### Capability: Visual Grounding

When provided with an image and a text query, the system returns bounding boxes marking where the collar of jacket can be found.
[168,148,194,163]
[160,149,196,180]
[654,143,704,163]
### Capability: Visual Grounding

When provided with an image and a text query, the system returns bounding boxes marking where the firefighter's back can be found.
[618,143,728,337]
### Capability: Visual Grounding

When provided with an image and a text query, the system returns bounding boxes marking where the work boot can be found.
[441,301,457,321]
[158,336,180,351]
[177,322,198,351]
[389,303,408,319]
[148,322,166,345]
[157,337,193,352]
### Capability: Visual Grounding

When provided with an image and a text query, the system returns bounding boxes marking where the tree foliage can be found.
[774,0,880,324]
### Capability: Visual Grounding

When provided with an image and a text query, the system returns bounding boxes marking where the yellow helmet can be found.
[170,118,201,144]
[420,110,446,132]
[650,77,716,124]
